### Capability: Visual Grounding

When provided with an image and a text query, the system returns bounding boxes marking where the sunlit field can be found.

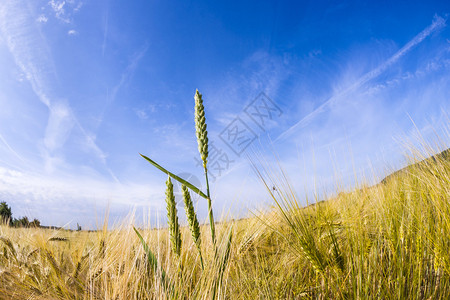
[0,138,449,299]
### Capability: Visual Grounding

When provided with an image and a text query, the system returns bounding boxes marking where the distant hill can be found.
[380,148,450,184]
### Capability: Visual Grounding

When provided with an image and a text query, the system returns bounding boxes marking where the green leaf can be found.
[133,227,169,288]
[140,154,208,199]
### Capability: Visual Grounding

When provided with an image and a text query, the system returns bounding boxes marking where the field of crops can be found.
[0,142,449,299]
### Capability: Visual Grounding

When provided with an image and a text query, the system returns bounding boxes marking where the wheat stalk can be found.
[194,89,216,245]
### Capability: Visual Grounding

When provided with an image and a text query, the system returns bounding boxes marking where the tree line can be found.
[0,201,41,228]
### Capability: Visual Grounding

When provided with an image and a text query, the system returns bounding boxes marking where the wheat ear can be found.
[195,89,209,169]
[182,184,204,269]
[166,176,181,257]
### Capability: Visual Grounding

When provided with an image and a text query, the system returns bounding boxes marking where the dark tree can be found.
[19,216,29,227]
[12,216,30,228]
[30,218,41,227]
[0,202,12,225]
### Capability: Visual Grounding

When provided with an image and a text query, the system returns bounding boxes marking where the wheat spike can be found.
[182,184,204,268]
[166,176,181,257]
[194,89,209,169]
[48,237,69,242]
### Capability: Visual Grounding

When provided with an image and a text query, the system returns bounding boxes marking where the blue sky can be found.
[0,0,449,228]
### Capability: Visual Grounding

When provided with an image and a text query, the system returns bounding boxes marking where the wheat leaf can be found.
[133,227,170,289]
[140,153,207,199]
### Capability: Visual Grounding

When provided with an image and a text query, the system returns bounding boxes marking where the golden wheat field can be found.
[0,142,449,299]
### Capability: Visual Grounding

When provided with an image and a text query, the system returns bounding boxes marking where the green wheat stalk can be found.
[195,89,216,245]
[138,89,217,273]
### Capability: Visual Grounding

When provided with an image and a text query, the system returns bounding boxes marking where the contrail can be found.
[276,15,446,142]
[0,134,26,163]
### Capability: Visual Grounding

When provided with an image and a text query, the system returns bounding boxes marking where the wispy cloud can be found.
[67,29,77,35]
[0,1,55,107]
[44,101,75,153]
[97,43,149,126]
[0,165,164,227]
[36,14,48,23]
[48,0,83,24]
[0,0,113,179]
[276,15,447,141]
[136,109,149,120]
[208,15,450,212]
[206,49,291,131]
[110,43,149,103]
[48,0,69,23]
[135,104,157,120]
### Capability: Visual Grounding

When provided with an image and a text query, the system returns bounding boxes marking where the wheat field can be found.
[0,143,449,299]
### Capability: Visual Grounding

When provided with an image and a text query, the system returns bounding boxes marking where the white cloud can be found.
[0,165,165,227]
[36,14,48,23]
[48,0,67,22]
[276,15,447,142]
[204,49,291,133]
[43,100,75,153]
[67,29,77,35]
[202,15,450,213]
[72,1,83,12]
[135,104,157,120]
[47,0,83,23]
[264,42,450,204]
[136,110,148,120]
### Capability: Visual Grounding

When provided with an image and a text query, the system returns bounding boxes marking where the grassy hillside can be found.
[0,146,449,299]
[380,148,450,184]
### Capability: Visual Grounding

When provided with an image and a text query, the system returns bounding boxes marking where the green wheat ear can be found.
[166,176,181,257]
[182,184,204,269]
[194,89,216,245]
[195,89,209,169]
